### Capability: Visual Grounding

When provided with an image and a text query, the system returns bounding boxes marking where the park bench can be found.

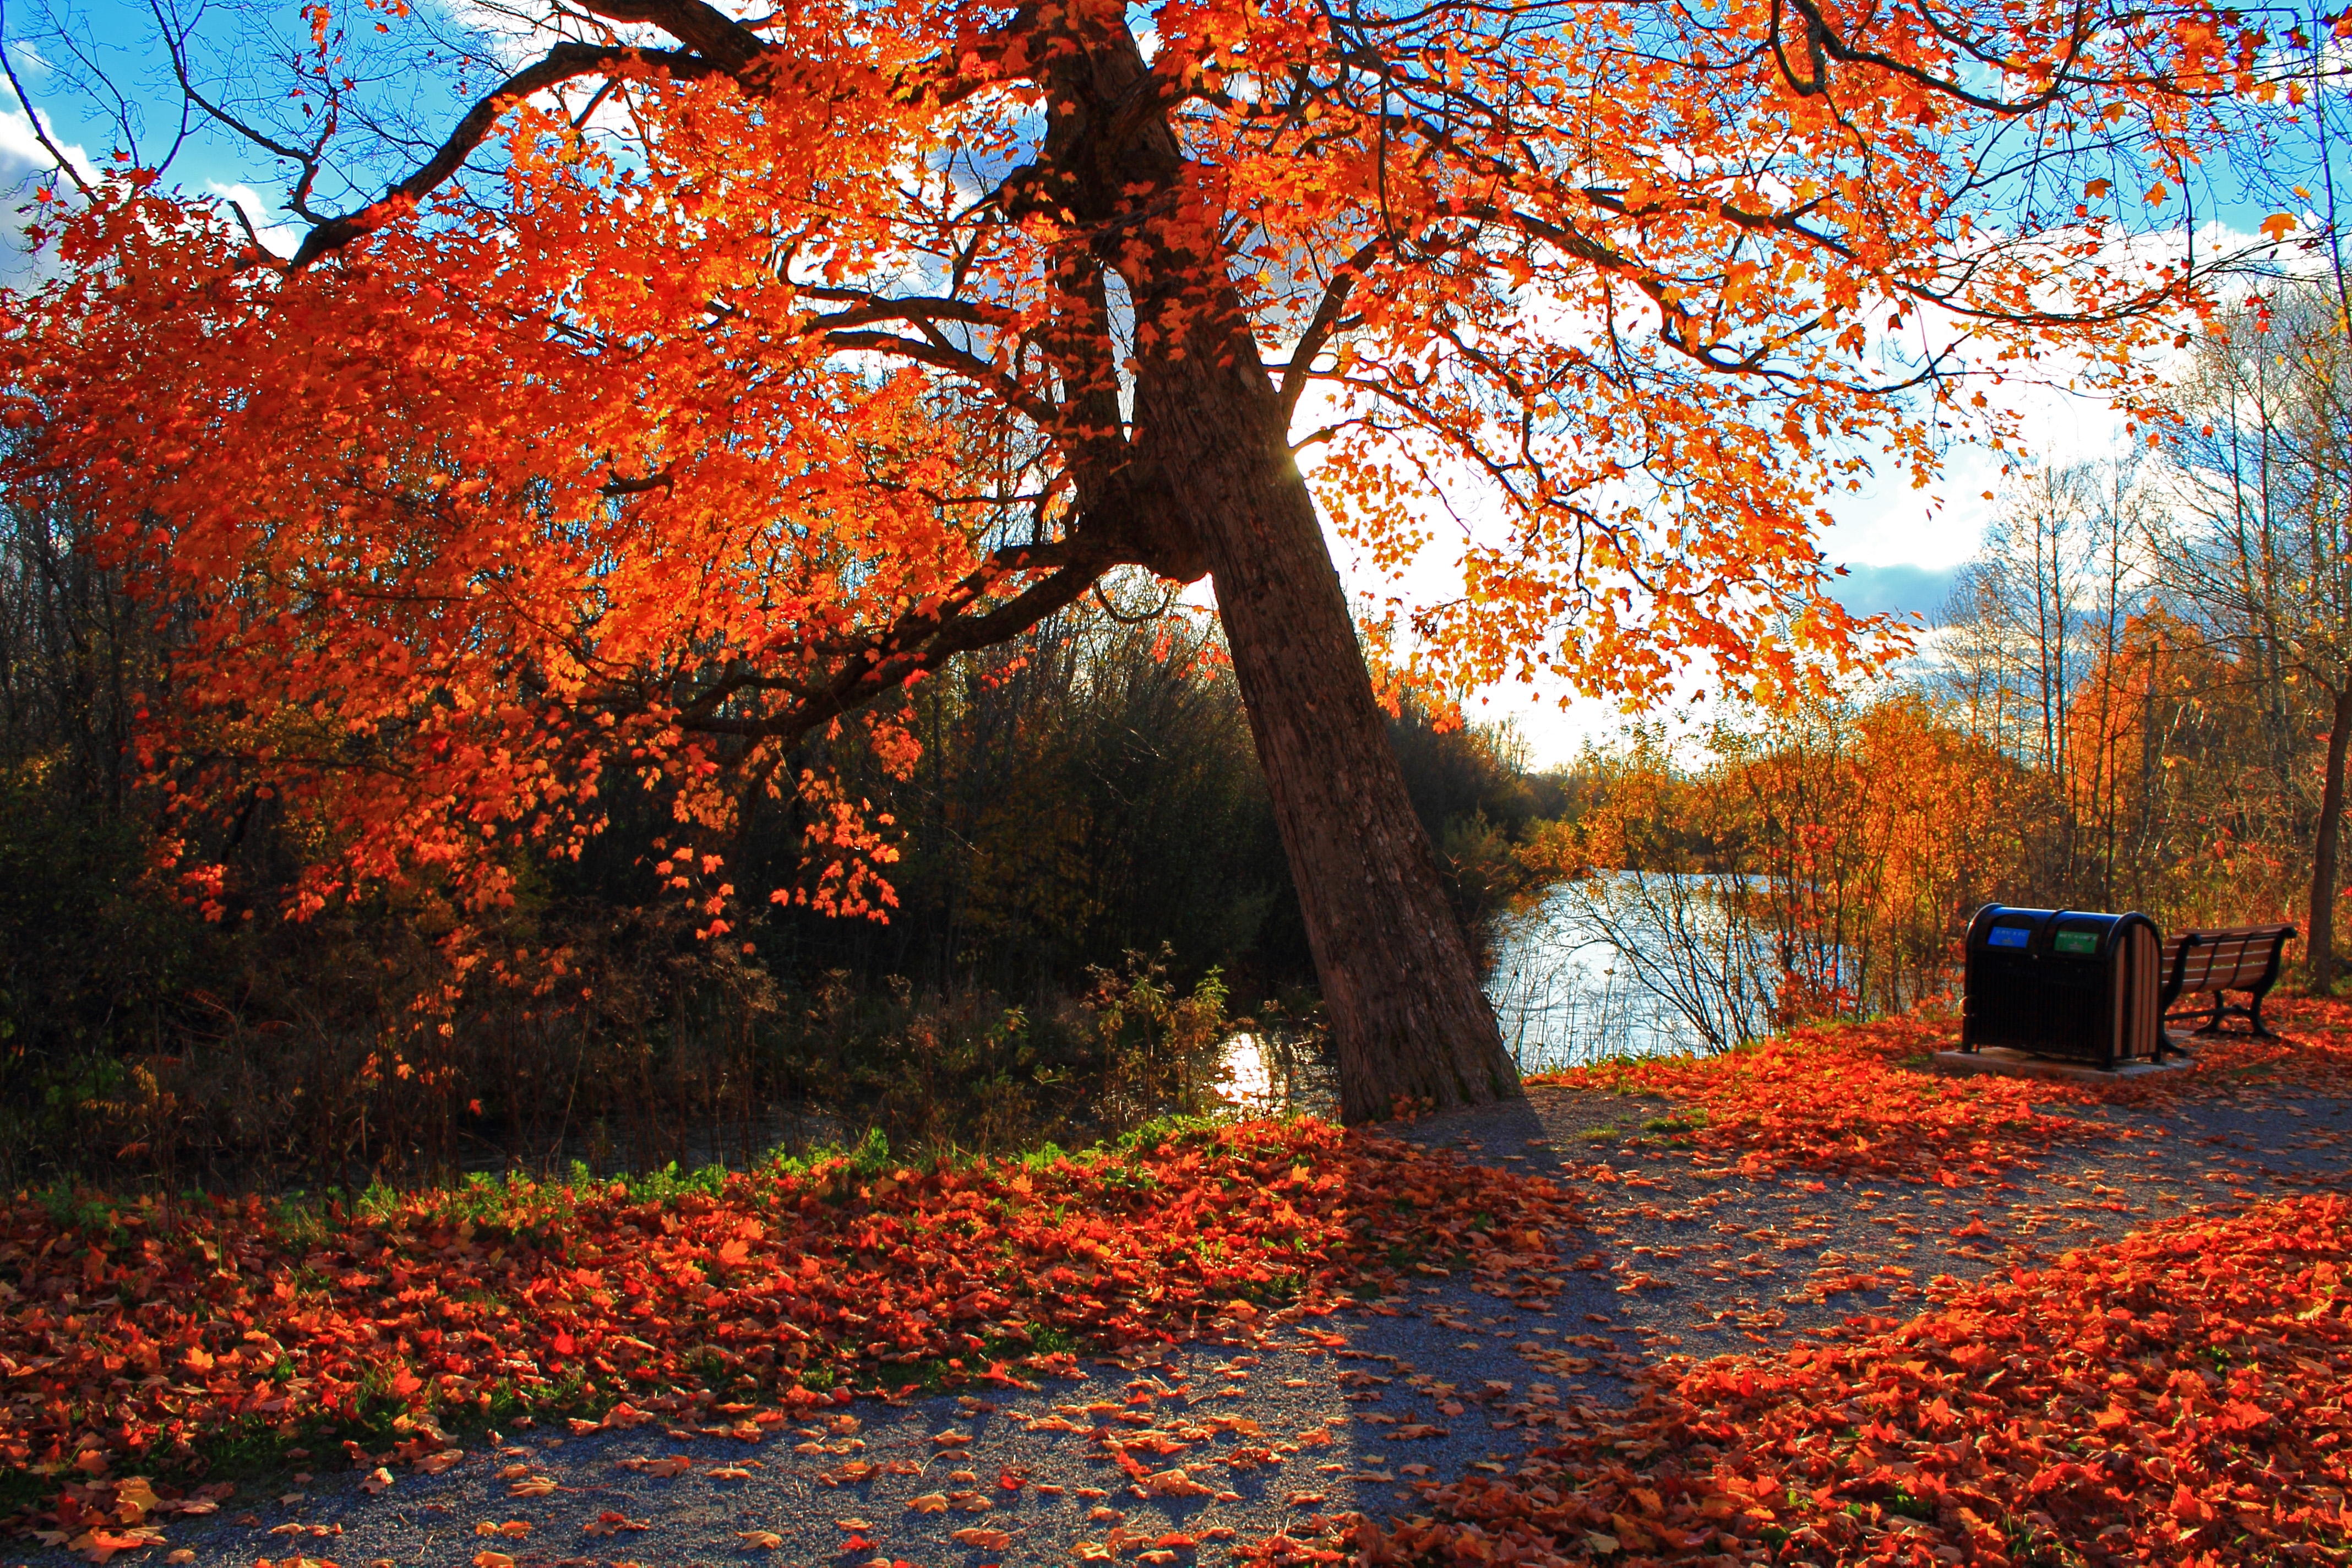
[2159,923,2298,1041]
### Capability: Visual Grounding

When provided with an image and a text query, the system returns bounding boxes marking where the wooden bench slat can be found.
[2162,933,2288,991]
[2158,923,2297,1041]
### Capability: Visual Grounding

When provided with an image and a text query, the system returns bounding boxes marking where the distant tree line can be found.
[1543,279,2352,1028]
[1940,281,2352,981]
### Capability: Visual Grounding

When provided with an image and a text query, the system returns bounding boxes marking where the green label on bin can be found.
[2054,930,2098,955]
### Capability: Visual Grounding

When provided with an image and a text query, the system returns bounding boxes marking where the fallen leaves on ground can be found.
[2203,996,2352,1095]
[584,1510,650,1536]
[14,1477,232,1564]
[1249,1193,2352,1566]
[953,1525,1015,1550]
[2,1115,1576,1558]
[1545,1006,2352,1190]
[1535,1016,2120,1183]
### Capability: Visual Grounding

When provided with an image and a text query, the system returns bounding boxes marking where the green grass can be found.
[0,1462,53,1515]
[7,1369,619,1514]
[34,1182,122,1240]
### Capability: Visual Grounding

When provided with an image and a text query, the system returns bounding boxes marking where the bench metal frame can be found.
[2158,925,2298,1041]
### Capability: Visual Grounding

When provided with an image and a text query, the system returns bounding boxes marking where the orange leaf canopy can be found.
[0,0,2257,911]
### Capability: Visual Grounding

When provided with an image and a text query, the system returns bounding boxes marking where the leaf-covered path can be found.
[1420,1019,2352,1364]
[8,1012,2350,1566]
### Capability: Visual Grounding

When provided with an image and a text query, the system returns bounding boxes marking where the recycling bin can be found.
[1962,905,2165,1067]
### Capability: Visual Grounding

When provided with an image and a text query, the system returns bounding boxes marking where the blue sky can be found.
[1,0,458,265]
[1,8,288,284]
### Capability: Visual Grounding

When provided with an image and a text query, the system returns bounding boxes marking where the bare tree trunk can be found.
[2310,687,2352,993]
[1135,346,1520,1121]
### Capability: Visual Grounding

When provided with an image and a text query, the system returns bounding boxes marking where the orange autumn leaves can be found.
[1536,1009,2352,1190]
[2206,997,2352,1096]
[1679,1198,2352,1560]
[0,1120,1576,1481]
[1533,1017,2115,1185]
[0,0,2269,939]
[1257,1194,2352,1567]
[4,175,955,925]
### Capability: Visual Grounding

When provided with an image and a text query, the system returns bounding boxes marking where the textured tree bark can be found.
[1012,7,1522,1123]
[2309,687,2352,994]
[1128,317,1523,1123]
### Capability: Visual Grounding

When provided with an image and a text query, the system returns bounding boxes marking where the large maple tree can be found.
[1,0,2263,1118]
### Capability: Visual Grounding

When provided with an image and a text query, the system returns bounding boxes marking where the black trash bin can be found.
[1962,905,2165,1068]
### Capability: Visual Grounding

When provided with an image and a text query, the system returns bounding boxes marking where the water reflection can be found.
[1211,1029,1336,1117]
[1487,871,1772,1070]
[1205,871,1766,1106]
[1215,1031,1276,1111]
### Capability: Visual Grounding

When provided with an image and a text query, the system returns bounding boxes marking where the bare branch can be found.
[287,42,725,269]
[0,15,92,197]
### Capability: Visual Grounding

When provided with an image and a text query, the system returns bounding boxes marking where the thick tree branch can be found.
[817,328,1061,427]
[287,42,727,269]
[573,0,770,72]
[678,555,1107,748]
[1280,238,1385,422]
[1772,0,2098,113]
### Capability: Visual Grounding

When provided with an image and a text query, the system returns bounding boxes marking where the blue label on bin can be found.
[1987,925,2030,948]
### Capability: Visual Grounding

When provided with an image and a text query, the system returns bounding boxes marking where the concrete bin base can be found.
[1930,1044,2198,1084]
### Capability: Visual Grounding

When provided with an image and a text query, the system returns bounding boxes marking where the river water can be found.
[1212,872,1769,1111]
[1486,871,1778,1070]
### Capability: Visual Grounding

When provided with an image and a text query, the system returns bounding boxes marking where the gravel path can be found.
[1400,1071,2352,1366]
[13,1064,2346,1567]
[28,1283,1640,1567]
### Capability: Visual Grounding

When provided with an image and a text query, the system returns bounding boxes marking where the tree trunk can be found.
[1025,6,1518,1121]
[2309,686,2352,994]
[1131,322,1522,1124]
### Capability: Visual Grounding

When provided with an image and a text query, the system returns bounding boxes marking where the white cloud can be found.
[0,77,95,289]
[1822,562,1966,619]
[0,74,93,187]
[1817,378,2138,578]
[204,179,302,258]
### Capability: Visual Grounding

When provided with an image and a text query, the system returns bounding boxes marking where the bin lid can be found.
[1969,905,2156,959]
